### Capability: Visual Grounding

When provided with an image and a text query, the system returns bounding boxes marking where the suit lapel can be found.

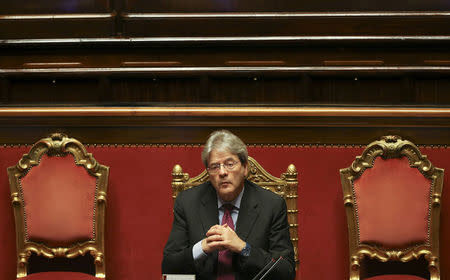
[199,182,220,234]
[236,181,259,240]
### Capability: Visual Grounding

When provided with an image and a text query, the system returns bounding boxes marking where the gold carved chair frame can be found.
[172,156,299,269]
[340,136,444,280]
[7,133,109,278]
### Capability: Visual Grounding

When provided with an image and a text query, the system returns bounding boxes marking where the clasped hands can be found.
[201,224,246,254]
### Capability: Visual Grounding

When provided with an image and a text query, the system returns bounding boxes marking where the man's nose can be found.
[218,165,228,176]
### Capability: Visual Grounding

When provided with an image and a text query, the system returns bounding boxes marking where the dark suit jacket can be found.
[162,180,296,280]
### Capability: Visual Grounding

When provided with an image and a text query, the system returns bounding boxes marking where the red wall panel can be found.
[0,145,449,280]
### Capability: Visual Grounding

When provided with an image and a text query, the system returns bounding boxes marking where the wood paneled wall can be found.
[1,0,450,146]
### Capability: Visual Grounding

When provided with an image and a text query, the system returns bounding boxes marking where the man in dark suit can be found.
[162,130,295,280]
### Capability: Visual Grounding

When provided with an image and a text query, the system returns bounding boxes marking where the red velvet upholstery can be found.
[2,145,450,280]
[366,275,426,280]
[353,157,431,248]
[20,154,96,247]
[20,271,101,280]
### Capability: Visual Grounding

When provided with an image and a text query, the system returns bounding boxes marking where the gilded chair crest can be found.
[7,133,109,278]
[171,156,299,269]
[340,136,444,280]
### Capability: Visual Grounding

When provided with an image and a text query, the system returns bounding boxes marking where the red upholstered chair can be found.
[340,136,444,280]
[7,133,109,279]
[171,156,299,270]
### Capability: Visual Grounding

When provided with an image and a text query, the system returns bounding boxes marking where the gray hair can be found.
[201,130,248,167]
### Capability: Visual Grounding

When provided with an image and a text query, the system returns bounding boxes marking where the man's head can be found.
[202,130,248,202]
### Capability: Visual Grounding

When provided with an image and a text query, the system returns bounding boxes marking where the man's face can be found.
[208,149,248,202]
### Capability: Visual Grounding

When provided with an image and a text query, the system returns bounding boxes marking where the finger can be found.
[226,226,235,232]
[205,234,224,242]
[207,224,220,232]
[209,245,226,252]
[208,240,227,249]
[219,227,234,238]
[206,228,221,237]
[210,241,233,252]
[206,226,226,236]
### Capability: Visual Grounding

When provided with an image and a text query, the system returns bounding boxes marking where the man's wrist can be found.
[240,242,251,257]
[193,240,208,260]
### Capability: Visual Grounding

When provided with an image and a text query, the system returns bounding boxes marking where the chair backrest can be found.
[171,156,299,269]
[340,135,444,280]
[7,133,109,278]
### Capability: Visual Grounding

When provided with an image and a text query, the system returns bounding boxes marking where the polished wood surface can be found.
[1,66,450,106]
[2,106,450,117]
[0,113,450,145]
[1,0,450,147]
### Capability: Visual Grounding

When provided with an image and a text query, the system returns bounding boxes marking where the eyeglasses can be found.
[207,161,239,174]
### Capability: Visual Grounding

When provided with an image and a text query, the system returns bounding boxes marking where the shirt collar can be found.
[217,186,244,210]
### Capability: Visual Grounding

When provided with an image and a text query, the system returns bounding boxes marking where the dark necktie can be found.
[217,203,235,280]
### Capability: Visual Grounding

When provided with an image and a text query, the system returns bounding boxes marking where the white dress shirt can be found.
[192,187,244,260]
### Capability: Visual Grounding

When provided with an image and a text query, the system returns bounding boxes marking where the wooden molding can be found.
[1,106,450,118]
[2,66,450,75]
